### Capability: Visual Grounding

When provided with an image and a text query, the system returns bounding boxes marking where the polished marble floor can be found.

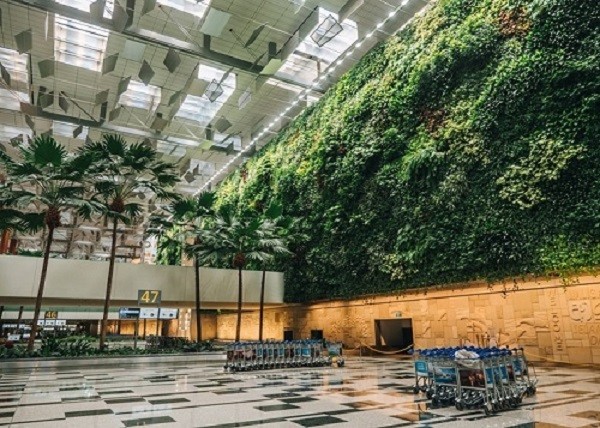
[0,356,598,427]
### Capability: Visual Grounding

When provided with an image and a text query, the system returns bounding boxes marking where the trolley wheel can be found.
[431,397,439,407]
[426,390,433,399]
[455,402,464,411]
[413,386,421,394]
[528,386,536,396]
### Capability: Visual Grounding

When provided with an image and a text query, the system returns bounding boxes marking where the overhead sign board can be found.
[119,307,141,319]
[138,289,161,306]
[159,308,178,320]
[139,307,159,319]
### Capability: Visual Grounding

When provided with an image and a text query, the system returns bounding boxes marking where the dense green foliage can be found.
[215,0,600,301]
[0,336,214,359]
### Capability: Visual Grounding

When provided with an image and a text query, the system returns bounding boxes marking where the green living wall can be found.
[216,0,600,302]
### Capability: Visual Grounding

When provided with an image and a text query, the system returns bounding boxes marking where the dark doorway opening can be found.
[283,329,294,341]
[311,330,323,340]
[374,319,414,351]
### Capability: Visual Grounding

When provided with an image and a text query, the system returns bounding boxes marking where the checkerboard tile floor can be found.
[0,357,598,427]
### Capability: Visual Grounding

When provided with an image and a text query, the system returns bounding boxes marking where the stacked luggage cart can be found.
[224,340,344,372]
[413,347,537,415]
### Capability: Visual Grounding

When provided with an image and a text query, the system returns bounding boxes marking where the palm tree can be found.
[191,211,270,341]
[0,135,94,351]
[83,134,179,350]
[149,192,215,341]
[256,204,293,341]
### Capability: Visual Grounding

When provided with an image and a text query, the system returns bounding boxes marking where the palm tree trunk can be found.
[194,256,202,342]
[64,212,78,258]
[235,267,242,342]
[99,217,118,351]
[27,226,54,352]
[259,268,266,341]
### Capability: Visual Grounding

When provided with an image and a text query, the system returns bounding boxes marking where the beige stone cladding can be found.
[216,276,600,365]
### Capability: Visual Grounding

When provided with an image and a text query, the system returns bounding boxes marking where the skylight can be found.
[53,121,89,140]
[55,0,114,18]
[299,8,358,63]
[159,0,209,19]
[176,65,236,125]
[277,8,358,85]
[119,80,162,111]
[0,88,29,111]
[176,94,214,125]
[0,47,29,83]
[214,133,241,151]
[54,16,109,72]
[0,125,31,143]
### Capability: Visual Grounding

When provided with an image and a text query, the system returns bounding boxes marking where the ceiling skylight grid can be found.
[54,16,109,72]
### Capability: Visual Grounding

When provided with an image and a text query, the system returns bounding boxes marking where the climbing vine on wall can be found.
[214,0,600,302]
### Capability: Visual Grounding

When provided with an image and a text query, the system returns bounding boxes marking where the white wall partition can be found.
[0,255,284,306]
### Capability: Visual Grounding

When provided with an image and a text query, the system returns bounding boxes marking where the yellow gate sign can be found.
[44,311,58,319]
[138,289,161,306]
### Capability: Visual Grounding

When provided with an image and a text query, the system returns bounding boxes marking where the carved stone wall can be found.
[216,276,600,364]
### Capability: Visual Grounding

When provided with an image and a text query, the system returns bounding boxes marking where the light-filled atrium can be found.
[0,0,598,426]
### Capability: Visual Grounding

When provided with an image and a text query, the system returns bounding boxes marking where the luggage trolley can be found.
[413,350,433,394]
[455,355,495,414]
[511,347,538,396]
[429,349,458,407]
[225,340,343,372]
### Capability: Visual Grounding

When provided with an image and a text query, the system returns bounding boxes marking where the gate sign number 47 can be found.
[138,290,161,306]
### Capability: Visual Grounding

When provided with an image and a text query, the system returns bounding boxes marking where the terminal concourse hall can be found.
[0,0,599,426]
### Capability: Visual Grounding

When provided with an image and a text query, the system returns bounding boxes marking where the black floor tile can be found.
[65,409,114,418]
[99,389,134,395]
[105,396,146,404]
[255,403,299,412]
[285,387,315,393]
[292,415,345,427]
[280,396,317,404]
[123,415,176,426]
[213,389,247,395]
[147,397,190,405]
[263,392,300,399]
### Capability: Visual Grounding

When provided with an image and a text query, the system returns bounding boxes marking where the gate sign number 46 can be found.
[138,289,161,305]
